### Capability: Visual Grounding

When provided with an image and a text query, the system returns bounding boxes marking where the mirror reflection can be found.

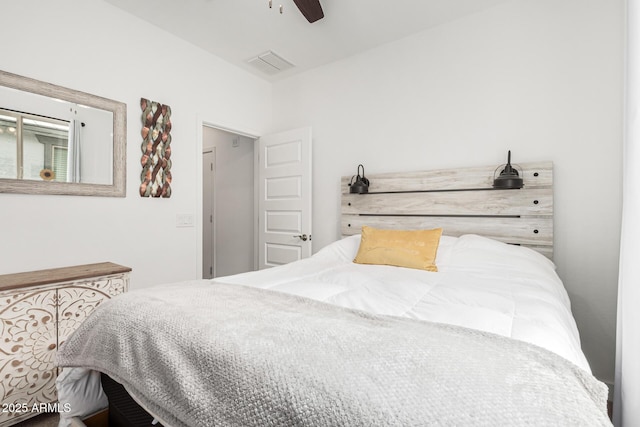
[0,70,126,197]
[0,86,113,185]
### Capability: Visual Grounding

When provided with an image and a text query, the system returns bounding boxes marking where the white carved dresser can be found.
[0,262,130,426]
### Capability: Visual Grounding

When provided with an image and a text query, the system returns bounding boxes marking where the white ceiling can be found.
[104,0,512,81]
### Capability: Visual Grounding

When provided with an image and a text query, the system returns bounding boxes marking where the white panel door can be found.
[258,127,312,269]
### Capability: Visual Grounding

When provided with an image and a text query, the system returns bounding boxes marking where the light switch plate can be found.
[176,213,194,227]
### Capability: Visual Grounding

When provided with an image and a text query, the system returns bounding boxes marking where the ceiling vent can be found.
[247,51,294,75]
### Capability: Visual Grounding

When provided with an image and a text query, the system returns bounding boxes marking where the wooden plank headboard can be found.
[341,161,553,259]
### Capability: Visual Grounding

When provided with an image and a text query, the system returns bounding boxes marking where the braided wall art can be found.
[140,98,172,197]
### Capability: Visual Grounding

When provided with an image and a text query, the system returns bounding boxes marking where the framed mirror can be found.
[0,70,126,197]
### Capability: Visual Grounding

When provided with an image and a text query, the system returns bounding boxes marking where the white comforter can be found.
[56,234,591,426]
[216,234,590,372]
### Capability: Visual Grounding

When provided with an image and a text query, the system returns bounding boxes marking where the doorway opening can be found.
[202,126,256,279]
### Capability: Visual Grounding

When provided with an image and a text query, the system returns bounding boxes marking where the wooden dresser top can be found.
[0,262,132,291]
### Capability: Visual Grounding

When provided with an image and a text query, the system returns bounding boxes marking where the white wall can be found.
[271,0,623,386]
[202,127,255,277]
[0,0,271,287]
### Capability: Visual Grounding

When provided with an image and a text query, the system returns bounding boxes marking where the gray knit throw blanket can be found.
[57,281,611,427]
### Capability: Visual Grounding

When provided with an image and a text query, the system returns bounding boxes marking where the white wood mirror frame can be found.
[0,70,126,197]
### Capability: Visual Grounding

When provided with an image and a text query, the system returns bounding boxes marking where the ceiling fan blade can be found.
[292,0,324,23]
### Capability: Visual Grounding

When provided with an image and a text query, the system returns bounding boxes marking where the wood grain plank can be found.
[341,215,553,246]
[341,161,552,194]
[342,188,552,217]
[0,262,131,291]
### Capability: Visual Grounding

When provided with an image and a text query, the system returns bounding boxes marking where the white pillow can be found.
[56,367,108,427]
[444,234,557,274]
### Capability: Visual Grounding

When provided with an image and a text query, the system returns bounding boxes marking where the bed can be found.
[55,161,612,426]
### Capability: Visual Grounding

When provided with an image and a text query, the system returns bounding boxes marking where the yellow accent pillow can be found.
[353,226,443,271]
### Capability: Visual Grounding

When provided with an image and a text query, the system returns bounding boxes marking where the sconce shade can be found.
[349,164,370,194]
[493,151,524,189]
[350,179,369,194]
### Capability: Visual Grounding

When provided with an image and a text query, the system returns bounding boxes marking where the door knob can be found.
[294,234,309,241]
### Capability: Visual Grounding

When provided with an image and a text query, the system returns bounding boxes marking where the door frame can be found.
[202,148,216,279]
[196,118,260,279]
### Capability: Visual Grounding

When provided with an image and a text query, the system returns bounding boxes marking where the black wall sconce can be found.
[349,164,370,194]
[493,151,524,189]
